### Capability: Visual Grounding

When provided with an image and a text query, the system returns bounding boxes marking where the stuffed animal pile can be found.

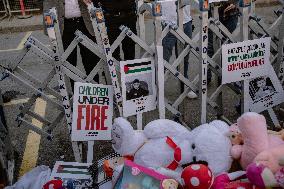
[108,112,284,188]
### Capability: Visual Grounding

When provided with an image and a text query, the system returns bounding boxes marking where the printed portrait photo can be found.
[125,73,153,101]
[249,76,276,101]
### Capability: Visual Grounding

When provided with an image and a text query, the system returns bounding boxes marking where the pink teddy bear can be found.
[230,112,284,170]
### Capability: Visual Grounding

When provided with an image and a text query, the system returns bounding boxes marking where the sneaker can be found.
[187,91,198,99]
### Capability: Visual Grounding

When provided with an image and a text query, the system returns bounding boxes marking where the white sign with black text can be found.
[222,37,271,84]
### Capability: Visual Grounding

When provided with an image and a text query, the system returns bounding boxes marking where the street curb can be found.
[0,25,44,34]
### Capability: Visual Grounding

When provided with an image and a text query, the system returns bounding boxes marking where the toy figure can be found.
[161,179,178,189]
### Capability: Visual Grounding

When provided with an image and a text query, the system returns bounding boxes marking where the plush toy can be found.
[211,171,252,189]
[181,164,213,189]
[43,180,63,189]
[190,120,233,175]
[111,117,193,174]
[111,117,147,156]
[246,162,278,188]
[227,123,243,145]
[230,112,284,170]
[112,118,234,182]
[268,129,284,140]
[246,147,284,188]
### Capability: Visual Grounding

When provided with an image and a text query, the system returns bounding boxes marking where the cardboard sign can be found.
[71,82,113,141]
[120,58,157,117]
[244,65,284,113]
[50,161,92,187]
[222,37,271,84]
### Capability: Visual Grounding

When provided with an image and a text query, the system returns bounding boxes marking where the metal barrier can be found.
[0,0,9,20]
[7,0,40,12]
[0,0,41,19]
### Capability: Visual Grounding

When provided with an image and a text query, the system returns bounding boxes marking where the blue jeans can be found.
[162,21,192,79]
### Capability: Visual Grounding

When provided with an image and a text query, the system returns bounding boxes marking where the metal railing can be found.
[0,0,41,20]
[7,0,41,13]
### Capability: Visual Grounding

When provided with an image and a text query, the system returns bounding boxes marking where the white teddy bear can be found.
[111,117,233,181]
[190,120,233,175]
[111,117,193,173]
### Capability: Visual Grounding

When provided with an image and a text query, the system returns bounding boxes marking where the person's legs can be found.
[62,19,80,91]
[78,21,100,81]
[62,19,78,68]
[183,21,197,98]
[163,32,177,62]
[222,15,238,33]
[122,18,137,60]
[63,18,99,86]
[79,43,100,82]
[183,21,192,79]
[207,29,213,84]
[104,16,136,61]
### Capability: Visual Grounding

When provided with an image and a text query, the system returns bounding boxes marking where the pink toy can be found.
[246,146,284,188]
[246,162,278,188]
[230,112,284,170]
[211,171,247,189]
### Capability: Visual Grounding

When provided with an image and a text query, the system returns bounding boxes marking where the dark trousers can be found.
[62,17,100,76]
[105,15,137,60]
[207,15,238,82]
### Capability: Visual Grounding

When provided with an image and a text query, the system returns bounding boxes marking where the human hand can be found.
[224,3,236,13]
[82,0,92,5]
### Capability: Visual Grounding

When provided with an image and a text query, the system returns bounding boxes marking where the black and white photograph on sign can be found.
[120,58,157,117]
[125,73,153,100]
[244,65,284,113]
[249,76,276,101]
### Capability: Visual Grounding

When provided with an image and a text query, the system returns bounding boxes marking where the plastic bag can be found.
[5,165,51,189]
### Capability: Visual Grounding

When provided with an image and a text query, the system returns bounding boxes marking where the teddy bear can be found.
[111,117,193,175]
[230,112,284,170]
[227,123,243,145]
[111,117,234,183]
[190,120,233,176]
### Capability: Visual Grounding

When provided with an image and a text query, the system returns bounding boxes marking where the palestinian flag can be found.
[56,164,91,175]
[124,61,152,74]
